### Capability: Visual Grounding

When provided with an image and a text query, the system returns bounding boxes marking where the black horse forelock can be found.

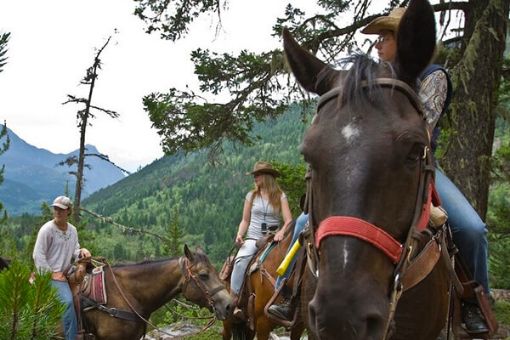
[340,53,397,112]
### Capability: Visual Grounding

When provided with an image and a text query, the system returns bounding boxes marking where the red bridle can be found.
[314,182,438,264]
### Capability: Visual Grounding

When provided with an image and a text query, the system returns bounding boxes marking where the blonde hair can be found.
[250,173,282,212]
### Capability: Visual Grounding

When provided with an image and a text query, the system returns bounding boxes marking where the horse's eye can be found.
[199,273,209,281]
[407,143,424,163]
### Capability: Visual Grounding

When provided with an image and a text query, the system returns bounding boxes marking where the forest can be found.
[1,0,509,338]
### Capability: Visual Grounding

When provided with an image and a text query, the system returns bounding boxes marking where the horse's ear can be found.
[195,247,206,255]
[395,0,436,85]
[184,244,194,261]
[282,28,339,95]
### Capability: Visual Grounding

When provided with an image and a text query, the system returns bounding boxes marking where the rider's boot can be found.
[267,299,293,321]
[231,293,245,320]
[462,301,489,334]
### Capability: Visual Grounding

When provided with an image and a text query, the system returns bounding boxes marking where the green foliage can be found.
[0,32,9,73]
[272,161,307,216]
[0,120,10,224]
[489,233,510,289]
[0,261,64,339]
[133,0,227,41]
[494,300,510,326]
[143,47,290,154]
[164,207,183,256]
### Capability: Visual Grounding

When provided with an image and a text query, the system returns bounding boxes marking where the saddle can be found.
[221,236,277,328]
[66,257,96,340]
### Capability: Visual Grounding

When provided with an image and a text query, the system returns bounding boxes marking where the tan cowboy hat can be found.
[246,161,280,177]
[361,7,406,35]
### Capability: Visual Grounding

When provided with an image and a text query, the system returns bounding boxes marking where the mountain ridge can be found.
[0,127,126,215]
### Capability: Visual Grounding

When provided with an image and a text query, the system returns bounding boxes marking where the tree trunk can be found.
[443,0,508,218]
[73,65,98,223]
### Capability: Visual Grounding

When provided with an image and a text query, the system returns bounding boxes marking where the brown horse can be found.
[82,245,232,340]
[222,223,305,340]
[283,0,452,339]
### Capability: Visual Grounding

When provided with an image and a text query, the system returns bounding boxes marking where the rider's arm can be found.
[274,194,293,242]
[236,197,252,245]
[419,70,448,133]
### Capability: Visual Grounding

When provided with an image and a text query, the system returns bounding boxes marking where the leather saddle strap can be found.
[81,295,139,322]
[401,234,442,291]
[401,229,463,294]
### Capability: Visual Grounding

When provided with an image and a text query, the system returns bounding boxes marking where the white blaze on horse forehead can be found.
[341,122,360,143]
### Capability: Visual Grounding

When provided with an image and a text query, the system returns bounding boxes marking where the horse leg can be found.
[255,316,274,340]
[222,319,233,340]
[290,320,305,340]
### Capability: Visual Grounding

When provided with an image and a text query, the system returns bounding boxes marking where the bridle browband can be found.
[306,77,436,339]
[316,78,425,116]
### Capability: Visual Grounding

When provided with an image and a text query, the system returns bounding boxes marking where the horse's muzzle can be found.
[308,285,387,340]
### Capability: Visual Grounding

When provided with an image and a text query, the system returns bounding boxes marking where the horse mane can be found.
[340,53,397,112]
[113,256,179,268]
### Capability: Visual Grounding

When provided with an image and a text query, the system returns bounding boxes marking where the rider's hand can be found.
[274,230,285,242]
[51,272,67,281]
[235,234,244,246]
[79,248,91,259]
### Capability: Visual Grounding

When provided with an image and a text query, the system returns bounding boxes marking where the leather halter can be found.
[180,257,226,313]
[305,77,436,339]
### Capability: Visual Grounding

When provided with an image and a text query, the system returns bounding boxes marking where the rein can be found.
[305,78,443,339]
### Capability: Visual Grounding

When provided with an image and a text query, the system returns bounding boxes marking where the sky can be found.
[0,0,323,172]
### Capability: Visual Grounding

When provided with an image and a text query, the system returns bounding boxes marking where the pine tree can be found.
[164,207,183,257]
[0,261,64,339]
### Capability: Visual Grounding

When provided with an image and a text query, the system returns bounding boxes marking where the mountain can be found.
[0,128,126,215]
[82,105,310,263]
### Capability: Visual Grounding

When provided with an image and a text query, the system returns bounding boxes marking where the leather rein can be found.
[304,78,447,339]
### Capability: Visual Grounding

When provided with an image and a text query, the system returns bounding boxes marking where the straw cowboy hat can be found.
[361,7,406,35]
[247,161,280,177]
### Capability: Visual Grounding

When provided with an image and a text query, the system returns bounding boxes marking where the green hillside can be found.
[82,105,311,264]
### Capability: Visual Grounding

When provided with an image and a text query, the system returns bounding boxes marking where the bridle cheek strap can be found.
[315,216,403,264]
[416,180,441,232]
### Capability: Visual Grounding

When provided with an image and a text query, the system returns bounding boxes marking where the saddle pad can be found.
[81,266,107,305]
[259,242,276,263]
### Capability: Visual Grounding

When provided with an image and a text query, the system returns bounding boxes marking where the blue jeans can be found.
[435,169,489,294]
[52,280,77,340]
[275,212,308,290]
[230,239,258,295]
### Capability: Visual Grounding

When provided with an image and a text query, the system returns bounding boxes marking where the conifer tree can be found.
[164,207,183,257]
[0,261,64,339]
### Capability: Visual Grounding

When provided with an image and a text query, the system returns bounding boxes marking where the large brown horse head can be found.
[182,245,233,320]
[283,0,436,338]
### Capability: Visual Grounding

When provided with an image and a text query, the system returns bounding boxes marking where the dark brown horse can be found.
[283,0,451,339]
[222,224,305,340]
[82,245,232,340]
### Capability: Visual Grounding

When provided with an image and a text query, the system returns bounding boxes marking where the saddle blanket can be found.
[81,266,107,305]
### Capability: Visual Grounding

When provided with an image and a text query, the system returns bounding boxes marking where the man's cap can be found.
[51,196,72,210]
[246,161,280,177]
[361,7,406,35]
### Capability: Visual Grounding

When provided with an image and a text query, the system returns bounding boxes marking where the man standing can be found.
[33,195,91,340]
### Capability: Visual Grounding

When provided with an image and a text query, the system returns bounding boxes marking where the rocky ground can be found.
[146,290,510,339]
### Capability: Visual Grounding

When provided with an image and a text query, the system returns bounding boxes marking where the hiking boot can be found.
[462,302,489,334]
[267,300,292,321]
